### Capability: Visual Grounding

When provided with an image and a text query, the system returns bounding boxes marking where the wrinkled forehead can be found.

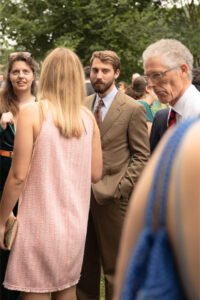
[143,56,170,73]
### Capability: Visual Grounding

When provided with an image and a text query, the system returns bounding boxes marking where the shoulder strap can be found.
[145,117,199,228]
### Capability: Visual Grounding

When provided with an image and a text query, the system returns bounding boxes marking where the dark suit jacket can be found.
[85,91,150,204]
[150,108,169,153]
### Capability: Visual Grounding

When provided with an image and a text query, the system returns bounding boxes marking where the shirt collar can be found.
[96,86,118,108]
[170,84,194,117]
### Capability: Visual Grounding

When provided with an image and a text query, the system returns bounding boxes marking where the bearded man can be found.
[77,50,150,300]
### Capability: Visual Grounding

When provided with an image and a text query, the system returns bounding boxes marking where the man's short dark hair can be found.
[90,50,121,72]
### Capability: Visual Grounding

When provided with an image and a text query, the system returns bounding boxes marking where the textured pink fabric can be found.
[4,109,93,292]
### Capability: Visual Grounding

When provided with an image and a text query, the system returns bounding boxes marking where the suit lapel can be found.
[101,92,124,138]
[85,92,125,139]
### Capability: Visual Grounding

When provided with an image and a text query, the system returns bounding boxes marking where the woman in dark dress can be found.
[0,52,38,300]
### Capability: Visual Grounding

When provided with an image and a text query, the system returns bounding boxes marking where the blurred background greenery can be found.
[0,0,200,83]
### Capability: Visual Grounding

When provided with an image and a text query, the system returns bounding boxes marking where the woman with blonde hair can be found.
[0,47,102,300]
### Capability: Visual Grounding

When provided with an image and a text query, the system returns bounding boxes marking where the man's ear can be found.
[180,64,189,77]
[114,69,120,80]
[145,85,151,94]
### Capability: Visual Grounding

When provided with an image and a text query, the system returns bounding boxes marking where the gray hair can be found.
[142,39,193,79]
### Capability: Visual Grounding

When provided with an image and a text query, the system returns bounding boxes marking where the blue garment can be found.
[122,117,199,300]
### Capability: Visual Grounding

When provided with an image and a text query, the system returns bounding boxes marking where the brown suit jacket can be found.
[85,91,150,205]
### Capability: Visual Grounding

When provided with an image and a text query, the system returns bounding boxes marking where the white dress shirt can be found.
[170,84,200,122]
[93,86,118,121]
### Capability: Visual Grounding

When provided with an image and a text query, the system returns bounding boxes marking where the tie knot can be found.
[95,98,104,112]
[170,109,176,117]
[168,109,176,127]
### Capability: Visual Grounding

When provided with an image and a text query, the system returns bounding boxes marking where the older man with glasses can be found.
[143,38,200,153]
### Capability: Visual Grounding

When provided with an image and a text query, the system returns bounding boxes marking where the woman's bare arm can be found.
[0,104,37,249]
[114,122,200,300]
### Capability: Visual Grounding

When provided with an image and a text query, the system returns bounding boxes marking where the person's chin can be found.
[155,93,169,104]
[16,84,27,89]
[93,85,105,94]
[155,98,169,105]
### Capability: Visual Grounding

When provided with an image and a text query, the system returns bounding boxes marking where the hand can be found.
[0,112,14,130]
[0,213,15,250]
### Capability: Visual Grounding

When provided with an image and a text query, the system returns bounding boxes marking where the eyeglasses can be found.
[144,67,178,83]
[9,52,31,60]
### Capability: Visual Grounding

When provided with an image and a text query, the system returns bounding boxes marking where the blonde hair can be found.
[38,48,86,138]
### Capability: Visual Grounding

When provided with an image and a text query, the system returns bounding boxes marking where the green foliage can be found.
[0,0,200,81]
[165,1,200,67]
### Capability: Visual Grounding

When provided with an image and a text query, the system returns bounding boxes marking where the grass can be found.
[100,275,105,299]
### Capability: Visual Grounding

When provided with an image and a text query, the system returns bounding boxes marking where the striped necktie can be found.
[94,98,104,128]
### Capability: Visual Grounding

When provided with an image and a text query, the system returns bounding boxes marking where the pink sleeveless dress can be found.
[4,109,93,292]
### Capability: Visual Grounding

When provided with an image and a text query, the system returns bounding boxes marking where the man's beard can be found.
[91,79,114,94]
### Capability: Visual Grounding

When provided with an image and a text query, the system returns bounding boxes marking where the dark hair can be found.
[118,81,127,89]
[90,50,121,72]
[131,76,148,99]
[125,86,135,98]
[84,66,91,78]
[0,53,38,114]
